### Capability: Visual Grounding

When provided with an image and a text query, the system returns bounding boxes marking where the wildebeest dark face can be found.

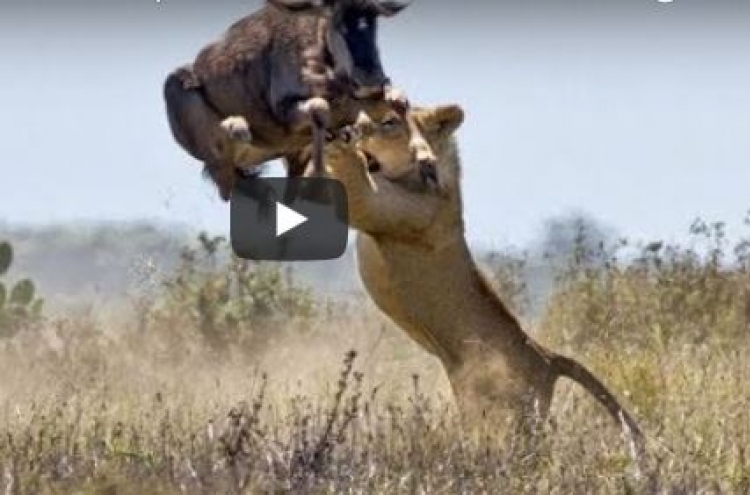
[268,0,410,97]
[339,7,386,96]
[268,0,409,17]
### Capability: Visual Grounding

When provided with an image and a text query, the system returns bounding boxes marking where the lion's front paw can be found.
[323,134,361,172]
[221,116,251,142]
[338,125,362,144]
[324,138,355,161]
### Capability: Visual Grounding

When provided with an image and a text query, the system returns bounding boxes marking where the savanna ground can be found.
[1,217,750,494]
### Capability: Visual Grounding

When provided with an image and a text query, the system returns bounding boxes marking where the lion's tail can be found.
[551,354,646,462]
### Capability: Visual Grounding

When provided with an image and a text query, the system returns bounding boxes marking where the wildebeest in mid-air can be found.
[163,0,436,201]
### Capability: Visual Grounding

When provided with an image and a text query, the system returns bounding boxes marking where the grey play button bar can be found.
[230,177,349,261]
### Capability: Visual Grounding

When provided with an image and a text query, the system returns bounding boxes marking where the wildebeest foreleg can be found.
[280,96,331,177]
[306,13,334,179]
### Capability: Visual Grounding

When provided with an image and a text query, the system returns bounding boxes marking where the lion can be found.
[321,104,646,462]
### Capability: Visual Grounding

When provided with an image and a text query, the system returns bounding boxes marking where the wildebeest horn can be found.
[267,0,325,12]
[371,0,410,16]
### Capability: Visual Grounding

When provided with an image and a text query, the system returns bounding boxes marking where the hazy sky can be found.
[1,0,748,247]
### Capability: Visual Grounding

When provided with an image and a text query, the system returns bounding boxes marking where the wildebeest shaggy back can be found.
[163,0,435,201]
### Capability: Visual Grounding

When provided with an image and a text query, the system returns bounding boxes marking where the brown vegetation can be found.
[1,218,750,492]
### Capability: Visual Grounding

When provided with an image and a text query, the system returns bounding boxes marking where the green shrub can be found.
[150,233,315,352]
[540,216,750,350]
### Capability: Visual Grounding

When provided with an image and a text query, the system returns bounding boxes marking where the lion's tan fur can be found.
[323,105,645,459]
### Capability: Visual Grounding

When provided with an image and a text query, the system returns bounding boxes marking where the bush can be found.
[148,233,315,353]
[540,216,750,350]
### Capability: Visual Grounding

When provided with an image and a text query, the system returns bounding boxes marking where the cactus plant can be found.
[152,233,314,352]
[0,240,44,338]
[10,279,35,306]
[0,241,11,276]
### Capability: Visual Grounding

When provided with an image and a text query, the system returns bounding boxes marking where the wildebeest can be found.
[163,0,435,201]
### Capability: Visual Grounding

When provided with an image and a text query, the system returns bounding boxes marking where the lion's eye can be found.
[380,116,401,130]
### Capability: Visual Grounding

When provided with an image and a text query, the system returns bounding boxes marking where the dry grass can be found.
[1,225,750,494]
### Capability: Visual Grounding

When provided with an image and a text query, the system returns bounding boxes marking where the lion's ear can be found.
[421,105,464,136]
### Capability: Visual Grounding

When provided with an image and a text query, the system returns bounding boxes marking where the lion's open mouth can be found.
[362,150,382,173]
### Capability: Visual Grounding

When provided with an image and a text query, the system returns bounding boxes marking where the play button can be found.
[276,202,308,237]
[230,177,349,261]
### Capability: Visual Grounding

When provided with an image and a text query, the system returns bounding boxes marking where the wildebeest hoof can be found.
[354,112,377,138]
[384,86,409,112]
[301,97,331,128]
[221,116,252,142]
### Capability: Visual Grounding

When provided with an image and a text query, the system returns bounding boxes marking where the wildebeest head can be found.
[268,0,410,98]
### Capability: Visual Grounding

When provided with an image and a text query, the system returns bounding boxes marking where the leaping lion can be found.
[322,104,646,463]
